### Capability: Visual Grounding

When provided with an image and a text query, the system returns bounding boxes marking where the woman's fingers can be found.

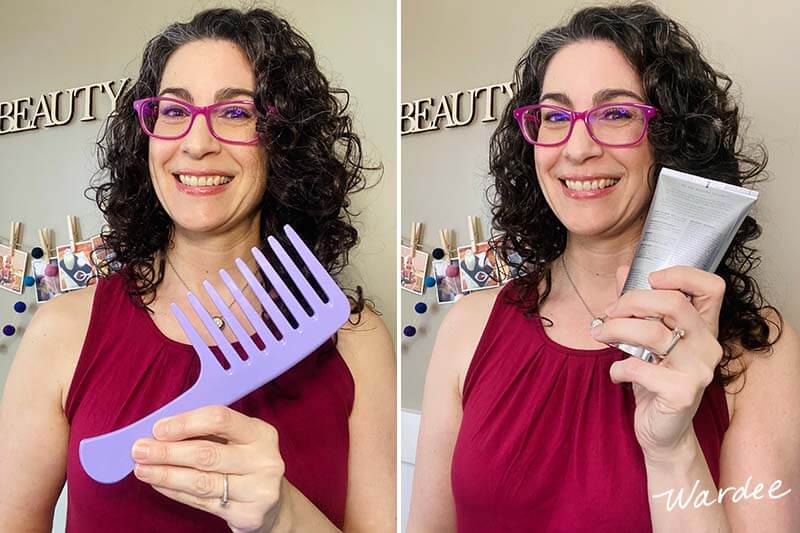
[592,317,676,357]
[132,438,255,475]
[609,355,674,393]
[133,463,265,504]
[605,288,704,333]
[152,405,275,445]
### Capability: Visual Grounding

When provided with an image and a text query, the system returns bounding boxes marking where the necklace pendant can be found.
[590,317,604,329]
[212,315,225,330]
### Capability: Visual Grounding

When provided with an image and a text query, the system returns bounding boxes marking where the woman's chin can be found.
[561,218,618,238]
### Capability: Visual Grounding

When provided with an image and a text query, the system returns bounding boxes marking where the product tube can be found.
[613,167,758,362]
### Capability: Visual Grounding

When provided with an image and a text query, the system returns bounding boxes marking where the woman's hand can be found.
[590,265,726,463]
[131,405,288,533]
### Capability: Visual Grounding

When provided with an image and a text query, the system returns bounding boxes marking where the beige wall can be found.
[0,0,396,399]
[401,0,800,409]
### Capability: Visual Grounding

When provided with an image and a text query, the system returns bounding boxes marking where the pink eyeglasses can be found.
[133,96,276,145]
[513,102,659,148]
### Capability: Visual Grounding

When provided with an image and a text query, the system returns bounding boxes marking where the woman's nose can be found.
[561,119,603,164]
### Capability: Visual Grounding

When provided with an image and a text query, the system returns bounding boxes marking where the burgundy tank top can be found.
[451,282,729,532]
[64,273,354,531]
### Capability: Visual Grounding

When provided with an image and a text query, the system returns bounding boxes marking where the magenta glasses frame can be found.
[133,96,275,145]
[512,102,660,148]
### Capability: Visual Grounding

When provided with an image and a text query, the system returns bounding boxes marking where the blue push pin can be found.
[414,302,428,314]
[23,276,35,287]
[14,301,27,313]
[424,276,436,288]
[403,325,417,337]
[2,325,15,337]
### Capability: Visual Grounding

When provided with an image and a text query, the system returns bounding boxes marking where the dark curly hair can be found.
[88,6,376,318]
[488,2,782,388]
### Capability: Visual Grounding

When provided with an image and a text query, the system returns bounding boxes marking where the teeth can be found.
[564,178,619,191]
[176,174,233,187]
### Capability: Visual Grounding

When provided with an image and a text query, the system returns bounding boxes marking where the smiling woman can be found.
[407,3,800,533]
[0,6,395,533]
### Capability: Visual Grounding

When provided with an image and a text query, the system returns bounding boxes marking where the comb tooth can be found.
[170,302,224,371]
[235,257,293,338]
[269,231,324,309]
[186,292,242,370]
[203,278,260,358]
[219,269,280,352]
[283,224,340,304]
[258,239,309,322]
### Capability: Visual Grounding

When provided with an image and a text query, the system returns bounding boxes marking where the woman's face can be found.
[148,39,268,237]
[533,40,655,239]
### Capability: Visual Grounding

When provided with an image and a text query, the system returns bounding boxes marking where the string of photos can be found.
[0,216,118,339]
[401,216,525,338]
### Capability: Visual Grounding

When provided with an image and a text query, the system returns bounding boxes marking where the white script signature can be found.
[652,477,791,511]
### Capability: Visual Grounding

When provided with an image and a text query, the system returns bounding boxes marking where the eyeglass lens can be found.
[522,105,647,146]
[140,99,258,142]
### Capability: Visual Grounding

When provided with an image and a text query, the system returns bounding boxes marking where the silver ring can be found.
[220,473,230,508]
[660,327,685,357]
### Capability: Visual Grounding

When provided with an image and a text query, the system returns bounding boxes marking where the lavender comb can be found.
[79,225,351,483]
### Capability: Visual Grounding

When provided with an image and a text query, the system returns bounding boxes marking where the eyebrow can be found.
[538,88,645,106]
[157,87,256,102]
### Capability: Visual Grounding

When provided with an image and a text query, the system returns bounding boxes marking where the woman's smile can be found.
[559,175,622,199]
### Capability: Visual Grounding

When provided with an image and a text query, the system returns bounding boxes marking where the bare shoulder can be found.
[0,284,96,521]
[20,284,97,407]
[725,307,800,405]
[434,286,503,396]
[441,286,502,330]
[722,306,800,445]
[336,304,395,378]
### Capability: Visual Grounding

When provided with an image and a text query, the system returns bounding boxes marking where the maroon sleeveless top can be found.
[451,282,729,532]
[64,273,354,531]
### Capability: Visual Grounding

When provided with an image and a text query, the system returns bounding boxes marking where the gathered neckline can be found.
[531,313,622,358]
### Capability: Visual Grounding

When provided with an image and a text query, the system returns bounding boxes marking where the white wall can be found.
[401,0,800,410]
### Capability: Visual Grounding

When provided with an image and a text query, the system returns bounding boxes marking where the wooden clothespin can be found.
[439,228,452,261]
[38,228,52,259]
[9,222,21,259]
[67,215,79,252]
[467,216,480,252]
[410,222,423,259]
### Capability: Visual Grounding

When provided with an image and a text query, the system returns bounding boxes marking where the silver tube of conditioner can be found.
[612,167,758,362]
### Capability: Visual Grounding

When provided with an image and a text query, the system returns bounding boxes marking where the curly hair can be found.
[488,2,782,388]
[89,7,375,317]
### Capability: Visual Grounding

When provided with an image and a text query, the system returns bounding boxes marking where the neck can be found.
[555,220,644,314]
[162,217,262,294]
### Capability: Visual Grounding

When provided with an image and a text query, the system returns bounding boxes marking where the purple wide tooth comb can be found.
[79,224,351,483]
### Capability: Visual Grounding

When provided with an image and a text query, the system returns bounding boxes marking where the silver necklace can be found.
[165,253,248,330]
[560,254,606,329]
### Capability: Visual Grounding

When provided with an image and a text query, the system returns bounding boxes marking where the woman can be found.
[0,8,395,532]
[408,4,799,532]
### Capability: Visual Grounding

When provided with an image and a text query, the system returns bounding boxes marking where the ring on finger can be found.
[659,326,685,358]
[220,473,230,508]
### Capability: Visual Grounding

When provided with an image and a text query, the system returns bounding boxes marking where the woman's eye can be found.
[601,107,632,120]
[543,112,569,123]
[220,106,253,120]
[160,106,189,118]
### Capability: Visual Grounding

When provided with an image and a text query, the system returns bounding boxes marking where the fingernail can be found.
[132,443,149,460]
[134,464,153,479]
[154,419,171,438]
